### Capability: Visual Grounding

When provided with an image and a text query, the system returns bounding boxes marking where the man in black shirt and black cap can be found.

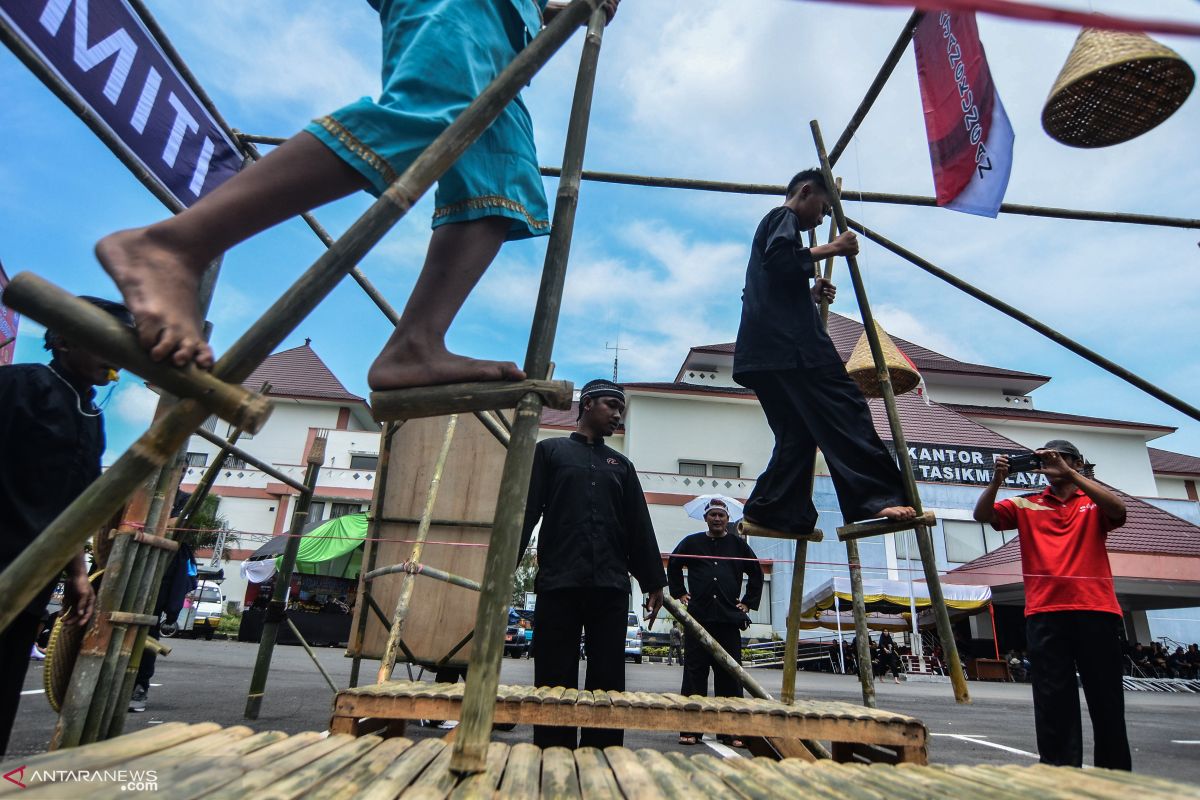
[735,169,915,540]
[668,497,764,747]
[520,378,666,749]
[0,296,131,756]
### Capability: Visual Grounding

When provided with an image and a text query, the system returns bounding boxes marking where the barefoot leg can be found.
[877,506,917,521]
[97,132,369,367]
[368,216,526,391]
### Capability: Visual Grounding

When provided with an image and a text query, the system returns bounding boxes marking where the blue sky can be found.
[2,0,1198,464]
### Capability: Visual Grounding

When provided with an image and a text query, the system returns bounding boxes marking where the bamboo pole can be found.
[662,595,830,760]
[0,0,594,636]
[532,167,1200,229]
[176,382,271,527]
[378,415,459,682]
[781,214,841,706]
[350,423,397,688]
[365,561,482,593]
[244,436,326,719]
[1,274,271,432]
[473,410,512,448]
[844,217,1200,425]
[285,617,340,694]
[370,379,572,422]
[451,5,607,775]
[812,119,970,704]
[192,427,311,494]
[846,542,877,708]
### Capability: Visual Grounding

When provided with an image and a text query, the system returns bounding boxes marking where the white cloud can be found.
[109,382,160,426]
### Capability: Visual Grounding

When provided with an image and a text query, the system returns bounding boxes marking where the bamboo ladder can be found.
[0,0,611,754]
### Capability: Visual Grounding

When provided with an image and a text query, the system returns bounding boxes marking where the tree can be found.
[176,495,239,560]
[511,538,537,607]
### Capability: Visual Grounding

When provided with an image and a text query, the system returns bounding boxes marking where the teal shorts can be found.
[305,0,550,241]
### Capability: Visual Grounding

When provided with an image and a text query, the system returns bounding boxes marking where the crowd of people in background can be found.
[1127,640,1200,679]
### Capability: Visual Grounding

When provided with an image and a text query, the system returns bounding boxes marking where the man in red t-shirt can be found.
[973,439,1130,771]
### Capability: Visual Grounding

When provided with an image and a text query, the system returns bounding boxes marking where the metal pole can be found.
[812,119,970,704]
[834,595,845,674]
[845,217,1200,425]
[244,436,326,719]
[378,416,458,682]
[451,5,607,775]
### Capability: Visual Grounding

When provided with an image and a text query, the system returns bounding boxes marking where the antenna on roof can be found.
[605,337,627,382]
[304,337,312,346]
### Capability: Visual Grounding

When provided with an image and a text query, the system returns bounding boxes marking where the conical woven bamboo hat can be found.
[845,321,920,398]
[1043,27,1194,148]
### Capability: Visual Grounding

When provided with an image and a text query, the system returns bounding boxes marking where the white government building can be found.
[185,320,1200,651]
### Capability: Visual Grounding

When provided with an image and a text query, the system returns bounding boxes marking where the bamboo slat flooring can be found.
[4,723,1198,799]
[330,681,926,763]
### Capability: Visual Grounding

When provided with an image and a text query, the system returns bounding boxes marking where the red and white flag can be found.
[913,11,1014,217]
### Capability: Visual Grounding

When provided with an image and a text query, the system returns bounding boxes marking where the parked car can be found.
[624,612,643,664]
[164,581,224,640]
[505,624,529,658]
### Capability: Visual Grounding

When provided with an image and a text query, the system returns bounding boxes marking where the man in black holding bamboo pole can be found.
[519,379,666,749]
[735,169,915,539]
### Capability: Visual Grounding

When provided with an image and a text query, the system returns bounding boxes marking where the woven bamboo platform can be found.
[330,681,927,764]
[5,722,1199,799]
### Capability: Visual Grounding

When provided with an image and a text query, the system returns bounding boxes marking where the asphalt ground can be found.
[8,638,1200,785]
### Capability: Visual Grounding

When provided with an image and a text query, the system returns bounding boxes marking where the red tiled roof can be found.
[240,342,364,404]
[688,314,1049,383]
[946,403,1175,434]
[952,490,1200,570]
[539,402,625,432]
[1149,447,1200,476]
[621,381,1023,452]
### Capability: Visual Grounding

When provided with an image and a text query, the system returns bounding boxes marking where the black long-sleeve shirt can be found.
[520,433,666,594]
[0,361,104,615]
[667,531,764,626]
[733,206,841,382]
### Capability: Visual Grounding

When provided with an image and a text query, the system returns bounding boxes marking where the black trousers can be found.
[680,621,743,739]
[1026,611,1131,770]
[1,613,41,756]
[741,366,906,536]
[533,588,627,749]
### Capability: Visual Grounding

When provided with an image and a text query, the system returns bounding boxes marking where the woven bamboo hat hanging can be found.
[1043,27,1194,148]
[845,321,921,398]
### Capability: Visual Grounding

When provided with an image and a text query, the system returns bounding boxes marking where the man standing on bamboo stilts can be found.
[95,0,618,388]
[519,379,665,749]
[668,497,763,748]
[735,169,915,539]
[0,297,130,755]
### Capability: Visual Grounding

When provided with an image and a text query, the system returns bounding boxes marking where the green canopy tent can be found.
[241,513,369,584]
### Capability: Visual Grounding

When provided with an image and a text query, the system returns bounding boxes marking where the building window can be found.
[225,456,247,470]
[227,423,252,441]
[331,502,361,519]
[185,452,208,467]
[349,454,379,470]
[201,415,218,432]
[678,460,741,479]
[309,501,326,523]
[942,520,1016,563]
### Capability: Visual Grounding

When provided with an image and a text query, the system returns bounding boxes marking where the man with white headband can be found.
[667,497,763,747]
[519,378,666,750]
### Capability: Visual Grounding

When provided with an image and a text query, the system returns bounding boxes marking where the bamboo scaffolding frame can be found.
[534,168,1200,229]
[285,617,340,695]
[845,217,1200,424]
[452,5,607,774]
[244,435,326,720]
[0,0,596,639]
[350,423,398,688]
[365,560,482,593]
[1,274,272,433]
[813,119,970,705]
[474,410,512,448]
[192,426,312,495]
[662,595,830,760]
[379,415,459,683]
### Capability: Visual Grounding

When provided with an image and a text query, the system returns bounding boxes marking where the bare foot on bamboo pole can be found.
[367,336,525,392]
[96,228,213,368]
[877,505,917,521]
